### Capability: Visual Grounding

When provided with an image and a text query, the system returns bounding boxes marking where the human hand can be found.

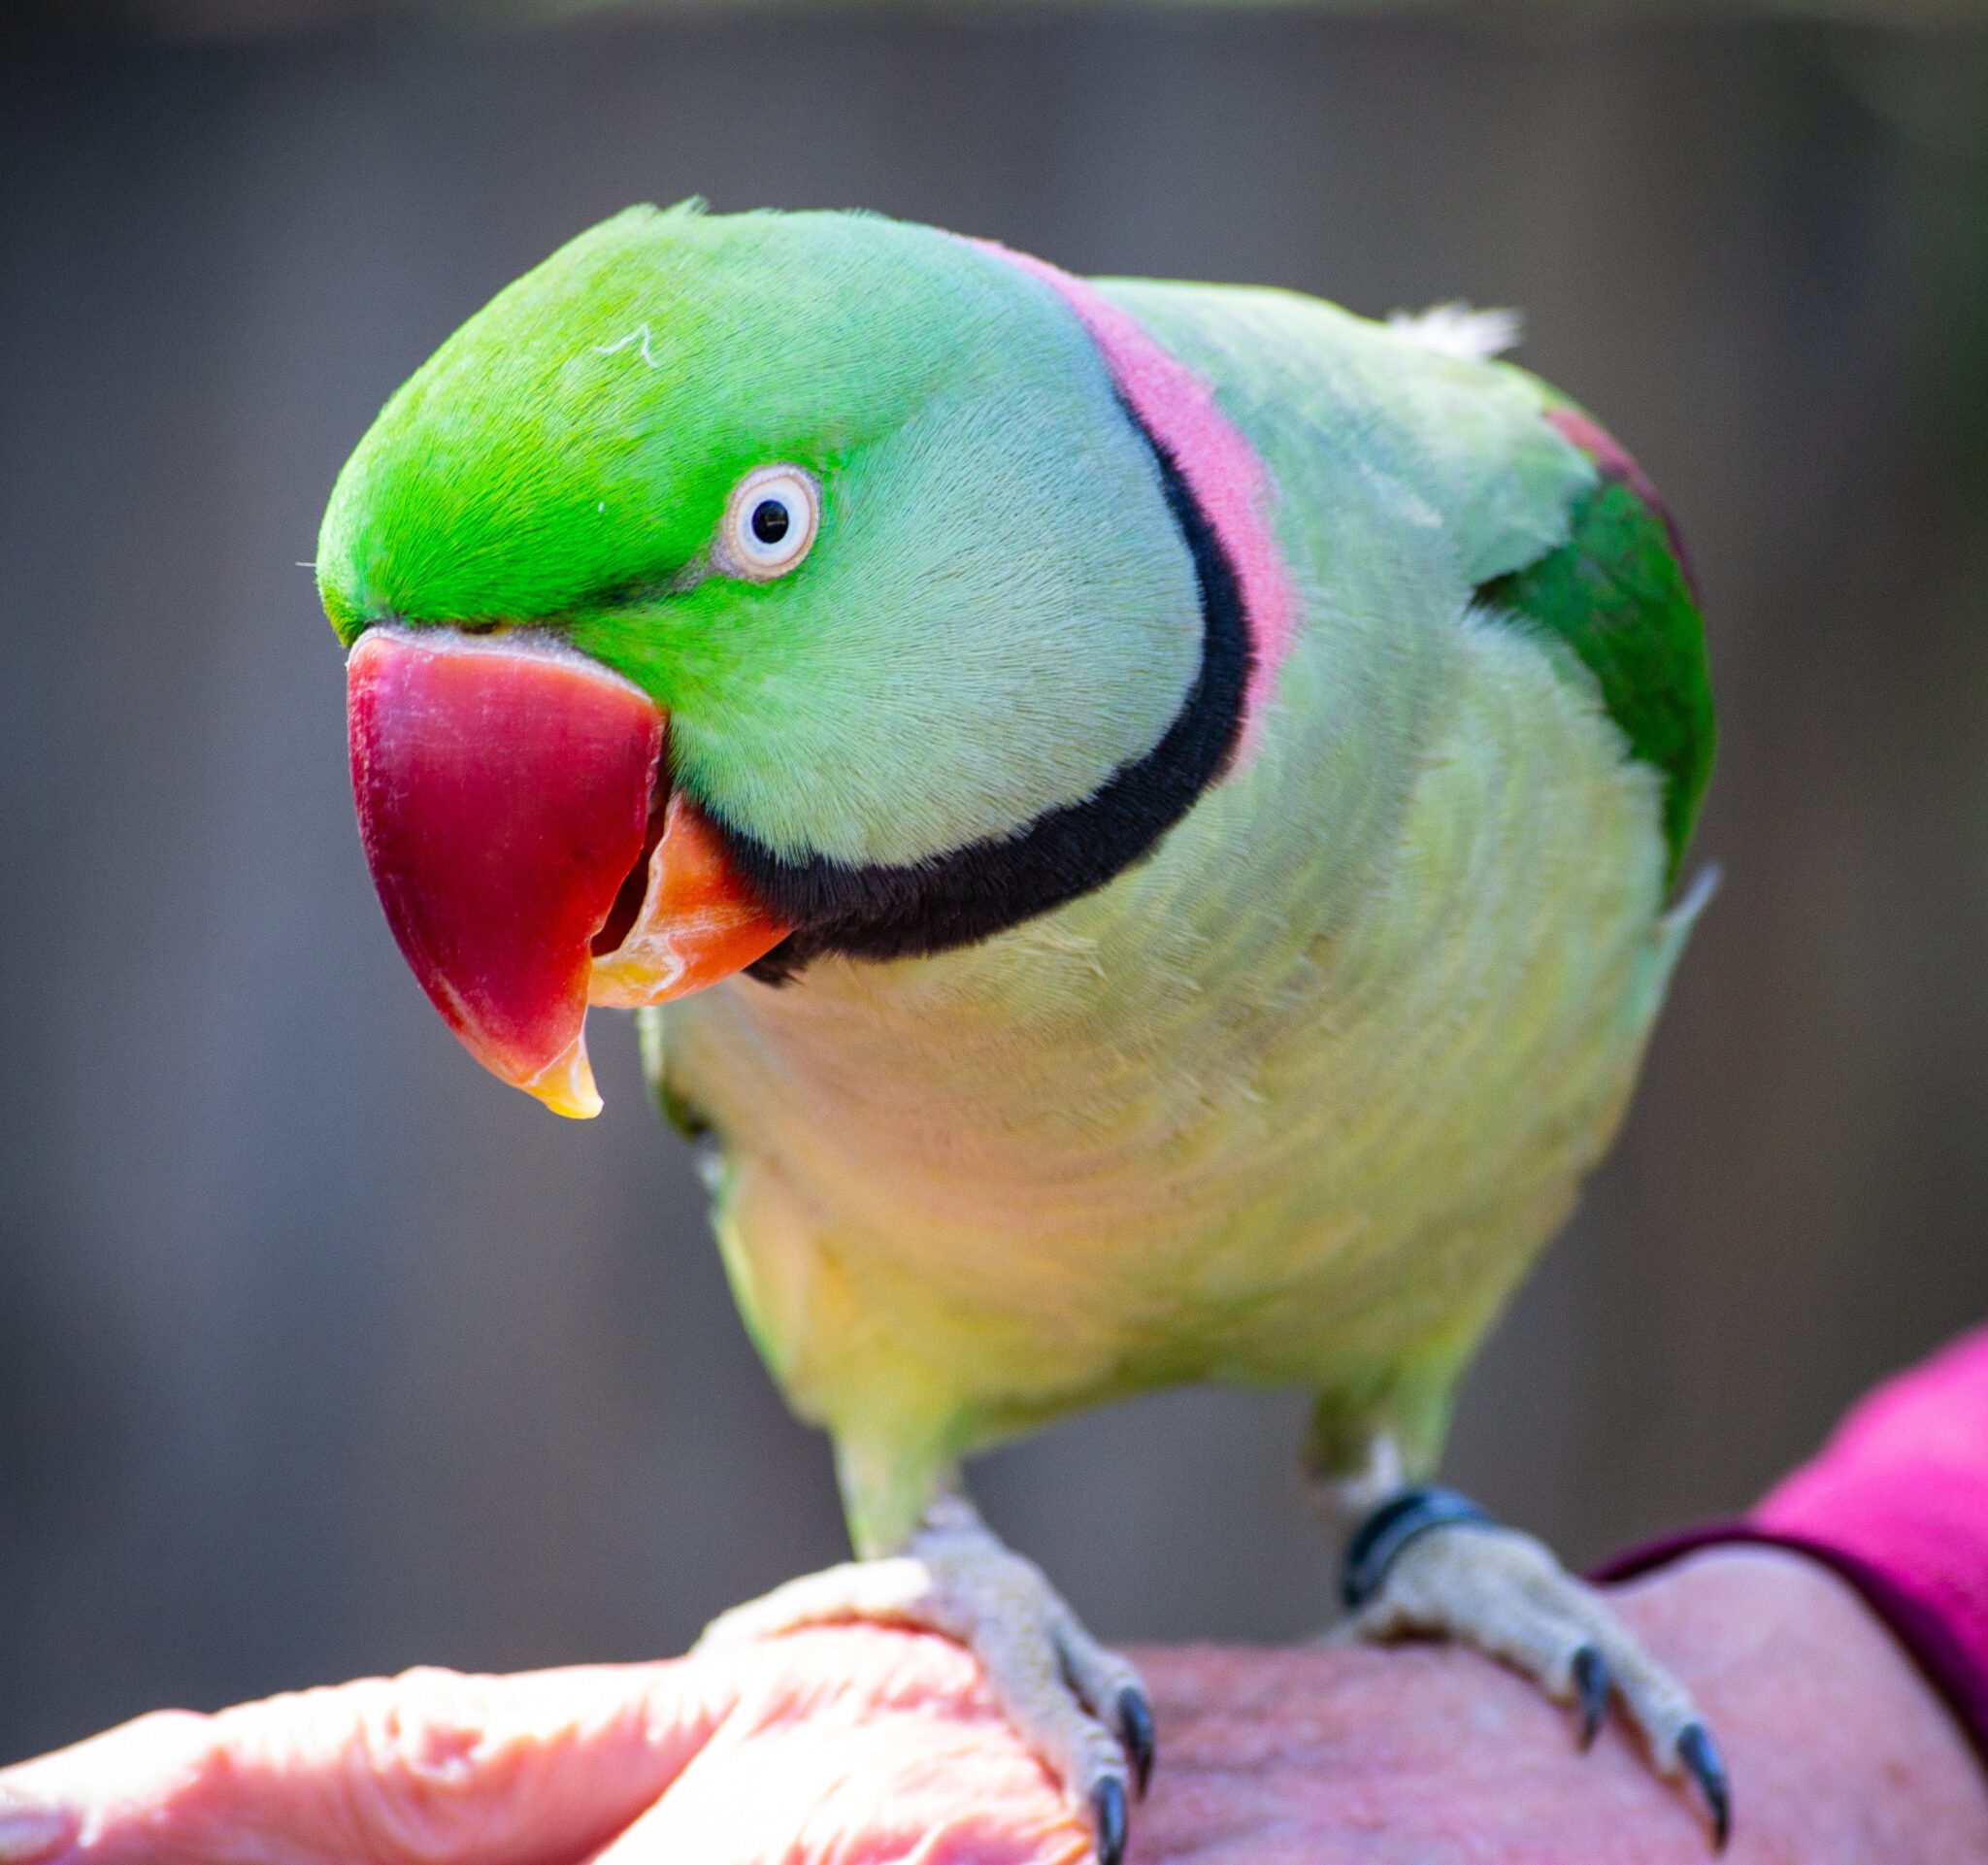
[2,1549,1982,1864]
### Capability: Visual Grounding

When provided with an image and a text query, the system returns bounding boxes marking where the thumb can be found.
[0,1655,739,1865]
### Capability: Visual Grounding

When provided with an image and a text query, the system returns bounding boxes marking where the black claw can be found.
[1092,1776,1129,1865]
[1676,1722,1732,1851]
[1116,1685,1157,1799]
[1572,1645,1609,1751]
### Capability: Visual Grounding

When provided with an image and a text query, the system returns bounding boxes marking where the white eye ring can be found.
[718,465,820,581]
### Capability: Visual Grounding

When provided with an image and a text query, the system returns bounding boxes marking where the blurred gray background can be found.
[3,1,1986,1767]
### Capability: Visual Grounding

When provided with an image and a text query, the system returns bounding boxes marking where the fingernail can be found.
[0,1795,75,1863]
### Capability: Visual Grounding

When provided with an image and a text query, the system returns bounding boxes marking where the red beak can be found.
[348,627,788,1117]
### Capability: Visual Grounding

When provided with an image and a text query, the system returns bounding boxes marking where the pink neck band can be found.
[968,239,1296,756]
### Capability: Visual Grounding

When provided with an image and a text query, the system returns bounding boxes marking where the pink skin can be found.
[4,1550,1983,1865]
[967,240,1298,759]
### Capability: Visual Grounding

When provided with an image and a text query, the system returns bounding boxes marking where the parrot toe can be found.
[1115,1682,1157,1797]
[1340,1486,1730,1850]
[696,1495,1149,1859]
[1571,1641,1609,1749]
[1676,1721,1732,1848]
[1091,1776,1129,1865]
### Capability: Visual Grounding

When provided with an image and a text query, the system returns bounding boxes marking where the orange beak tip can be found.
[522,1034,604,1120]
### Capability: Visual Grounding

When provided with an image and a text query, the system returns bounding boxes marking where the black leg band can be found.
[1341,1485,1494,1611]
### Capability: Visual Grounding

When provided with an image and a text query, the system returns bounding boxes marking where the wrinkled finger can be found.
[0,1656,739,1865]
[590,1627,1088,1865]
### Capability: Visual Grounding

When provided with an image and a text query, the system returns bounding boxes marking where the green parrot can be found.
[320,201,1722,1858]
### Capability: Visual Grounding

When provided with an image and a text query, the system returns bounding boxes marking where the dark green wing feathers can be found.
[1478,405,1715,883]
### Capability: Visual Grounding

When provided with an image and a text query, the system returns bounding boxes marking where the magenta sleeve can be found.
[1595,1326,1988,1765]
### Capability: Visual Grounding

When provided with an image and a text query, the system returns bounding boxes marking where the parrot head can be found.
[319,203,1242,1116]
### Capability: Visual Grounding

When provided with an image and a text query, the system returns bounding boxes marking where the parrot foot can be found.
[697,1494,1151,1864]
[1339,1486,1731,1849]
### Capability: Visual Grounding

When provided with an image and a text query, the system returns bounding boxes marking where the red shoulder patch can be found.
[1546,407,1699,601]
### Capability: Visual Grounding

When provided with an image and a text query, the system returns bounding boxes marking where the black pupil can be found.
[750,499,791,546]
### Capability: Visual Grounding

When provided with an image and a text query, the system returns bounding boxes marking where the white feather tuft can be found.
[1387,303,1523,360]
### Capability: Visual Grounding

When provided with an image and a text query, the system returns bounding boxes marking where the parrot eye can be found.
[718,465,819,581]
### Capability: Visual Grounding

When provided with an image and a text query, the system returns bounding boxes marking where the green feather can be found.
[1477,464,1715,883]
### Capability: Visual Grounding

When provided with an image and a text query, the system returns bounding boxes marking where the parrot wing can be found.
[1474,395,1715,883]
